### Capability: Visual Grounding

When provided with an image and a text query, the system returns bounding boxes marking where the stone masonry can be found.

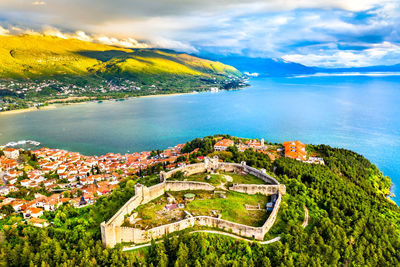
[101,157,285,247]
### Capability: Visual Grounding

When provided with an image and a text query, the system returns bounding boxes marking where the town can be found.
[0,75,247,112]
[0,137,323,228]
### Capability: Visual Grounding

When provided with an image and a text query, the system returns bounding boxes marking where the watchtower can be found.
[205,156,219,172]
[160,171,167,182]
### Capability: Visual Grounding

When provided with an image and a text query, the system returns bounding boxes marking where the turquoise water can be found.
[0,76,399,202]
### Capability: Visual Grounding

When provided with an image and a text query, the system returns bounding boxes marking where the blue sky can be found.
[0,0,400,67]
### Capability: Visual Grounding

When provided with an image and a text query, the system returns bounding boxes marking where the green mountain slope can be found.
[0,35,245,111]
[0,35,241,79]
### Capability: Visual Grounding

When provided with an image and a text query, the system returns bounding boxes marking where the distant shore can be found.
[0,86,245,116]
[0,91,201,115]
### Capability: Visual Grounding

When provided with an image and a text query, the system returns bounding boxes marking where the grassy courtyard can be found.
[185,191,269,226]
[220,172,266,184]
[130,190,270,229]
[171,171,266,185]
[183,173,225,186]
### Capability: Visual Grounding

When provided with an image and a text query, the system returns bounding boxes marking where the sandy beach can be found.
[0,105,57,116]
[139,92,198,98]
[45,96,95,103]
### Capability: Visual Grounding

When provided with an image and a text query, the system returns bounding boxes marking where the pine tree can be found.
[174,243,189,267]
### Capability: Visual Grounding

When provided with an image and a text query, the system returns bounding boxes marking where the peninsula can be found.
[0,135,398,266]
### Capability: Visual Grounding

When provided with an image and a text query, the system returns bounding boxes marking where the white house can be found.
[23,207,43,218]
[3,148,19,159]
[214,139,234,151]
[0,186,9,196]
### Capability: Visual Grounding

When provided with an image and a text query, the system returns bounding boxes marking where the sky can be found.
[0,0,400,67]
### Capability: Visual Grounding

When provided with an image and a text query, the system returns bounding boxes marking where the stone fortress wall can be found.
[101,157,286,248]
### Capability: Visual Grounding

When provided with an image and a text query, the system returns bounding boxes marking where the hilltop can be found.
[0,135,399,266]
[0,35,244,111]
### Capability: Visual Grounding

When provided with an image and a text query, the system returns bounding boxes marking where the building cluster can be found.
[213,138,278,160]
[214,138,266,152]
[214,138,324,164]
[0,137,324,228]
[0,76,245,112]
[0,79,141,98]
[0,78,142,111]
[0,143,187,227]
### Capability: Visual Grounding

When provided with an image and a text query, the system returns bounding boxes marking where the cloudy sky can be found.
[1,0,400,67]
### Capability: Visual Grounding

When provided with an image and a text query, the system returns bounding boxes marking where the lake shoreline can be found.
[138,92,199,98]
[0,76,398,205]
[0,105,57,115]
[0,91,200,116]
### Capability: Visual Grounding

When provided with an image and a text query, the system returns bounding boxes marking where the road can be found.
[123,242,156,252]
[122,230,281,252]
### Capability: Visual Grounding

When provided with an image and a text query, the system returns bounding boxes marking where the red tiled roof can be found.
[282,141,306,160]
[214,139,234,147]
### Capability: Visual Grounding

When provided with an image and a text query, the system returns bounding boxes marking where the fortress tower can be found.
[205,156,219,171]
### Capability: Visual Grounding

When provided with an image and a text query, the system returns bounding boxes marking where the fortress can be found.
[101,157,286,248]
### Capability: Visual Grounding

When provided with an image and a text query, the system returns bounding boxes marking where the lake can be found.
[1,75,399,202]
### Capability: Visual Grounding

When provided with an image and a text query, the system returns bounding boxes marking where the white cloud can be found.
[0,26,9,36]
[150,37,198,53]
[3,26,150,49]
[32,1,46,6]
[95,35,150,48]
[282,42,400,67]
[283,52,366,67]
[0,0,400,66]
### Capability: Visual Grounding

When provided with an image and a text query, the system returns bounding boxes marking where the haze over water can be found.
[1,76,399,202]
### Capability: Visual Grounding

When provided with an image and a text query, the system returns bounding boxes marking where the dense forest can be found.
[0,136,399,266]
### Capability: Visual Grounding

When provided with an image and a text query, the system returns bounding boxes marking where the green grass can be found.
[219,172,266,185]
[133,194,185,228]
[137,174,160,187]
[171,172,265,186]
[186,191,269,226]
[172,172,225,186]
[132,190,270,228]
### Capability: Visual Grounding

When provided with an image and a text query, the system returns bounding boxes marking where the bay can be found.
[1,75,399,202]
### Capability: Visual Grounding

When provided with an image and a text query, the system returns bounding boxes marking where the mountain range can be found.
[206,54,400,77]
[1,34,399,82]
[0,35,241,80]
[203,55,316,76]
